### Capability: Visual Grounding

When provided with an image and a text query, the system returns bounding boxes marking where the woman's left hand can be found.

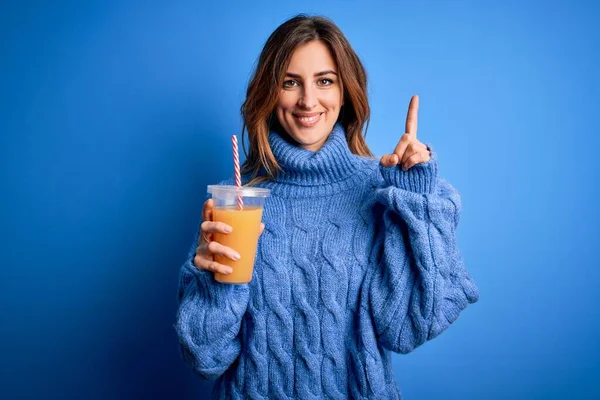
[380,95,431,170]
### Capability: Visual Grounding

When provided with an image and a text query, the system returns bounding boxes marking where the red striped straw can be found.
[232,135,243,210]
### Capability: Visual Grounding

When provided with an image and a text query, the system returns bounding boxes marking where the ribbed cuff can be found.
[379,146,438,194]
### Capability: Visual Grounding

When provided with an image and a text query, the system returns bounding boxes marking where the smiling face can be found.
[275,40,343,152]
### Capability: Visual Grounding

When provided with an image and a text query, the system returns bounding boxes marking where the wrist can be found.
[380,146,438,193]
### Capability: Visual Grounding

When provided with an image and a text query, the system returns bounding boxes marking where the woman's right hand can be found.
[194,199,265,275]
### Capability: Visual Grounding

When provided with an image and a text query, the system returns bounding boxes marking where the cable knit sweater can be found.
[175,124,479,399]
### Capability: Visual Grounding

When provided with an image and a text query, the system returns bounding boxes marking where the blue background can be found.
[2,0,599,399]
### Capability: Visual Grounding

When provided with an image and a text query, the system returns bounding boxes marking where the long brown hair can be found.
[241,14,374,185]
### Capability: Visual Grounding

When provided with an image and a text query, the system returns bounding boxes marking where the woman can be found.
[176,14,479,399]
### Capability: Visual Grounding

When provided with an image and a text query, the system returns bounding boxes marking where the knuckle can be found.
[207,241,218,253]
[209,261,220,272]
[200,221,210,232]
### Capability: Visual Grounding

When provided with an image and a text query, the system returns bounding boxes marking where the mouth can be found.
[292,112,323,128]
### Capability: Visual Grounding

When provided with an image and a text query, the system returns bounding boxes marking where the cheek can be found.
[275,93,293,128]
[322,90,343,110]
[277,91,297,111]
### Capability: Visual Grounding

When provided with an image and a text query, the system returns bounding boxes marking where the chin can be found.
[290,126,328,144]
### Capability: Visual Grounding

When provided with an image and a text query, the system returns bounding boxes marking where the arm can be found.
[175,231,250,379]
[365,156,479,354]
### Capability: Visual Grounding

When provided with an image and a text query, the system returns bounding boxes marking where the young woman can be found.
[176,14,479,399]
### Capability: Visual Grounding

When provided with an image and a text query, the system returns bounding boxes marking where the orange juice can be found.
[213,205,264,284]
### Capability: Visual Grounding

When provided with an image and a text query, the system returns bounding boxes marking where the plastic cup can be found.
[207,185,270,284]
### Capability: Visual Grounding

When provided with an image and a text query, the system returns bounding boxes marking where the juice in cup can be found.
[213,206,263,283]
[207,185,270,284]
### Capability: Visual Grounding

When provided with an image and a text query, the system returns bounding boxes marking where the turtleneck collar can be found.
[257,124,374,198]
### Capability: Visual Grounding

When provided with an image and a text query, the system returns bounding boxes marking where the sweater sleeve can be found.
[365,152,479,354]
[175,230,250,379]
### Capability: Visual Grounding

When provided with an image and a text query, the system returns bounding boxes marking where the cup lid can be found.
[207,185,271,197]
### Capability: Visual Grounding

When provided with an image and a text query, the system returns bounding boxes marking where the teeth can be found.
[297,115,320,122]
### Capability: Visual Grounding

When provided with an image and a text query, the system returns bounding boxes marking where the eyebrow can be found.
[285,70,338,79]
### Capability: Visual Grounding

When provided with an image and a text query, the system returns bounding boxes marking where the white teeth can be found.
[296,114,320,122]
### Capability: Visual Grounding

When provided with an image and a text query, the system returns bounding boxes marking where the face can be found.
[275,40,343,152]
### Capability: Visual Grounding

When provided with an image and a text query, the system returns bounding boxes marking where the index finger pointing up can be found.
[405,95,419,136]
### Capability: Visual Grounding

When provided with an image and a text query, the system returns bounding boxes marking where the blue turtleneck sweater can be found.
[176,124,479,399]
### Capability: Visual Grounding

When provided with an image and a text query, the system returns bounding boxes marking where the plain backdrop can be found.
[1,0,599,399]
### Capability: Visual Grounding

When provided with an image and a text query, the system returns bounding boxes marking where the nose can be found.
[298,85,317,109]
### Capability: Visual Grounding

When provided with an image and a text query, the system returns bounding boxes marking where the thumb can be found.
[202,199,214,222]
[380,154,398,167]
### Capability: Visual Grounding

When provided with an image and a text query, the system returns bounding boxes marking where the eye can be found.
[318,78,334,86]
[283,80,299,88]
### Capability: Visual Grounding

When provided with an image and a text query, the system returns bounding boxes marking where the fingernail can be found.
[232,253,241,260]
[224,226,232,233]
[225,267,233,274]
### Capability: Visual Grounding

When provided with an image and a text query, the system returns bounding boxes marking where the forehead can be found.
[287,40,337,72]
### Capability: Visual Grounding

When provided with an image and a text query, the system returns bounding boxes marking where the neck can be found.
[253,124,372,198]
